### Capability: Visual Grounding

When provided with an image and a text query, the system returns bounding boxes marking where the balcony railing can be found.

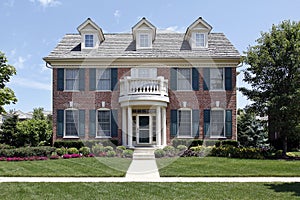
[120,76,168,97]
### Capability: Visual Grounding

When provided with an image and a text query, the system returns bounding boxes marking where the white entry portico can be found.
[119,74,169,148]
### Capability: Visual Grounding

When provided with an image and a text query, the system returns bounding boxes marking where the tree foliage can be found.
[237,109,269,148]
[240,20,300,155]
[0,51,17,114]
[0,114,18,146]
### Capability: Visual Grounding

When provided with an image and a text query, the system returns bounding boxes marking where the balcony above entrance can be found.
[119,76,169,107]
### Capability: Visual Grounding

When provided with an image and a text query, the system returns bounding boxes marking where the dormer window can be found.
[139,33,151,48]
[85,34,94,48]
[195,33,205,47]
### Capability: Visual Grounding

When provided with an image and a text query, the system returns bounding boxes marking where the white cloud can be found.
[13,56,26,69]
[30,0,61,8]
[11,77,51,91]
[114,10,121,23]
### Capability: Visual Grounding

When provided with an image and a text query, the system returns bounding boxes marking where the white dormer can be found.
[132,17,156,49]
[77,18,105,49]
[184,17,212,49]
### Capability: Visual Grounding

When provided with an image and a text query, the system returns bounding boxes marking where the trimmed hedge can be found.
[54,139,119,149]
[172,139,239,148]
[0,146,56,158]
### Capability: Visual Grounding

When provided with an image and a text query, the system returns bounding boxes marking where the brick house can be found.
[43,17,240,148]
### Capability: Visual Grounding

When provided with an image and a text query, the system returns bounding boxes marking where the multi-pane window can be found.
[178,110,192,137]
[140,34,150,47]
[177,68,192,90]
[97,110,111,137]
[65,69,79,90]
[210,110,224,137]
[85,34,94,47]
[195,33,205,47]
[97,69,111,90]
[65,110,79,136]
[210,68,224,90]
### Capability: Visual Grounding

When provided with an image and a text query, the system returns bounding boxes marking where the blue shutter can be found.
[204,109,210,138]
[89,110,96,137]
[225,67,232,91]
[192,110,200,137]
[192,68,199,91]
[79,68,85,91]
[79,110,85,137]
[57,68,64,91]
[170,68,177,91]
[89,68,96,91]
[111,109,118,137]
[111,68,118,91]
[57,110,64,137]
[170,110,178,137]
[225,110,232,138]
[203,68,210,91]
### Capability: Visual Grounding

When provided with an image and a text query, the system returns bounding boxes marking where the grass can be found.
[0,157,131,177]
[157,157,300,177]
[0,182,300,199]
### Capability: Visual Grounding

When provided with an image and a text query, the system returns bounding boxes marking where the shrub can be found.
[163,146,176,157]
[106,150,116,157]
[104,146,114,152]
[172,139,203,148]
[177,145,188,152]
[91,144,105,155]
[50,155,60,159]
[0,146,55,158]
[67,147,79,155]
[0,144,15,149]
[56,147,67,156]
[54,140,84,149]
[154,149,166,158]
[287,152,296,158]
[79,147,91,156]
[122,149,133,158]
[215,140,239,148]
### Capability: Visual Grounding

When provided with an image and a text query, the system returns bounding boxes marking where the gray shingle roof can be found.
[44,33,240,60]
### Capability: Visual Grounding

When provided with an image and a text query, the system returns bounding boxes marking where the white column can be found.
[127,106,133,147]
[162,107,167,146]
[156,106,161,146]
[122,107,127,146]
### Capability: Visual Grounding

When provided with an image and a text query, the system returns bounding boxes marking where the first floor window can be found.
[65,69,79,90]
[177,68,192,90]
[97,110,111,137]
[178,110,192,137]
[65,110,79,136]
[85,34,94,47]
[97,69,111,90]
[210,110,224,137]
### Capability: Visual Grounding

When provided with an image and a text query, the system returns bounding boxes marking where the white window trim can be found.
[137,32,152,49]
[82,32,98,49]
[96,108,112,138]
[64,108,79,138]
[210,68,225,91]
[64,69,80,92]
[209,108,226,139]
[177,68,192,91]
[177,108,193,138]
[96,68,111,91]
[191,32,208,49]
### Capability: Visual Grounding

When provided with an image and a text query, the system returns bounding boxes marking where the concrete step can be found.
[133,148,156,160]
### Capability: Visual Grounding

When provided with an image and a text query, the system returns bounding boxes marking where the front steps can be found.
[132,148,156,160]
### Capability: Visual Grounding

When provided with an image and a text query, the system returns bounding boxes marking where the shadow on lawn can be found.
[265,183,300,197]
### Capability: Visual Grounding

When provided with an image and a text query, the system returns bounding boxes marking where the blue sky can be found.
[1,0,299,112]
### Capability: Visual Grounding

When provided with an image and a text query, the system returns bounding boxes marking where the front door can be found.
[137,115,152,144]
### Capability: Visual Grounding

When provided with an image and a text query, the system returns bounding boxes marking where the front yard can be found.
[156,157,300,177]
[0,157,131,177]
[0,182,299,200]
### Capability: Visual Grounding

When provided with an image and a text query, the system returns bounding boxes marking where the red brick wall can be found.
[52,67,237,144]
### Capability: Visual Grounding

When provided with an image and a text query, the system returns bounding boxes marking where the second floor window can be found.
[96,69,111,90]
[210,68,224,90]
[85,34,94,48]
[65,69,79,90]
[177,68,192,90]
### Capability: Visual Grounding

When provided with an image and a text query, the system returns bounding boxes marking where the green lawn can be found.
[0,157,131,177]
[0,182,299,200]
[157,157,300,177]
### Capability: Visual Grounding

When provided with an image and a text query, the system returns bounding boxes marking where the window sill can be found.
[95,136,112,139]
[63,90,80,92]
[177,136,194,139]
[210,136,226,139]
[63,136,80,139]
[95,90,112,92]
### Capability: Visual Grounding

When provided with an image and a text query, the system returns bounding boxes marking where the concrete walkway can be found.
[1,177,300,183]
